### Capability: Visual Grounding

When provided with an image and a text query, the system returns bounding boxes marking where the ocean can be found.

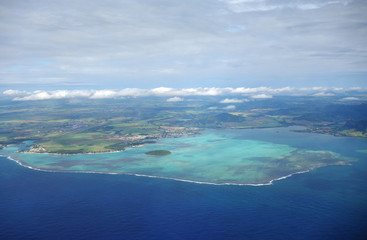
[1,128,367,239]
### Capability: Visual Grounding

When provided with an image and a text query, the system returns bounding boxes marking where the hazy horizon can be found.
[1,0,367,90]
[1,86,365,101]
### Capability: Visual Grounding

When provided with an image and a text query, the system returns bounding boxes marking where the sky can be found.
[1,0,367,90]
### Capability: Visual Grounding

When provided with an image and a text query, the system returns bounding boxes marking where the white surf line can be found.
[1,154,315,187]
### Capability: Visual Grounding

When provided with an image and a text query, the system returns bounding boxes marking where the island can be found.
[145,150,171,156]
[1,95,366,155]
[0,94,365,185]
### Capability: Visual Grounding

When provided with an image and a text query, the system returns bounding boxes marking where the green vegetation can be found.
[0,95,366,153]
[145,150,172,156]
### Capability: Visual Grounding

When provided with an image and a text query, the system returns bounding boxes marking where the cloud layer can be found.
[2,86,363,101]
[222,0,353,13]
[0,0,366,88]
[220,98,249,103]
[167,97,184,102]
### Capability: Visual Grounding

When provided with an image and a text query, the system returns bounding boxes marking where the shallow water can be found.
[0,127,361,185]
[1,127,367,239]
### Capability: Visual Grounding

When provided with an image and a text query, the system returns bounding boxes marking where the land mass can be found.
[0,128,356,185]
[0,94,366,154]
[145,150,171,156]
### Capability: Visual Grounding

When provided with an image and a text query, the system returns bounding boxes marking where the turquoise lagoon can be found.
[0,127,361,185]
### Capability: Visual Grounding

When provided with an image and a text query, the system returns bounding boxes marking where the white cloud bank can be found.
[224,105,236,110]
[167,97,184,102]
[220,98,249,103]
[340,97,360,101]
[313,92,335,97]
[251,94,272,99]
[2,87,364,101]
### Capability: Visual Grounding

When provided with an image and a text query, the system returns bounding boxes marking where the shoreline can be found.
[16,130,200,155]
[18,149,127,156]
[17,143,148,155]
[0,126,355,186]
[0,153,334,187]
[8,125,365,156]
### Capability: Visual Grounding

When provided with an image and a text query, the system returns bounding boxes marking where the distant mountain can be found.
[294,103,367,122]
[342,120,367,133]
[187,112,246,127]
[212,113,245,122]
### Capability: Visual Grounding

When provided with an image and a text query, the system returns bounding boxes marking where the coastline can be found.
[9,126,366,156]
[0,153,343,187]
[18,149,127,156]
[16,129,200,155]
[17,143,148,155]
[0,126,356,187]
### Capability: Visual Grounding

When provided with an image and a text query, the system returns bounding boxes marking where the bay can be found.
[0,127,361,185]
[0,127,367,239]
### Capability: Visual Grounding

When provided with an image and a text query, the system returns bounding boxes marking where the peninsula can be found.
[0,95,363,185]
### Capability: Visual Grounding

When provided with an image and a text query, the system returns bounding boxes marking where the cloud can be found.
[251,94,272,99]
[167,97,184,102]
[151,87,175,96]
[0,0,365,89]
[222,0,353,13]
[220,98,248,103]
[340,97,360,101]
[223,105,236,110]
[208,106,218,110]
[90,90,120,99]
[313,92,335,97]
[3,90,20,95]
[3,89,27,96]
[3,87,365,101]
[348,87,363,91]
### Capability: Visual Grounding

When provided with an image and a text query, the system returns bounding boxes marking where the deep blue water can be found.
[1,155,367,240]
[1,128,367,239]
